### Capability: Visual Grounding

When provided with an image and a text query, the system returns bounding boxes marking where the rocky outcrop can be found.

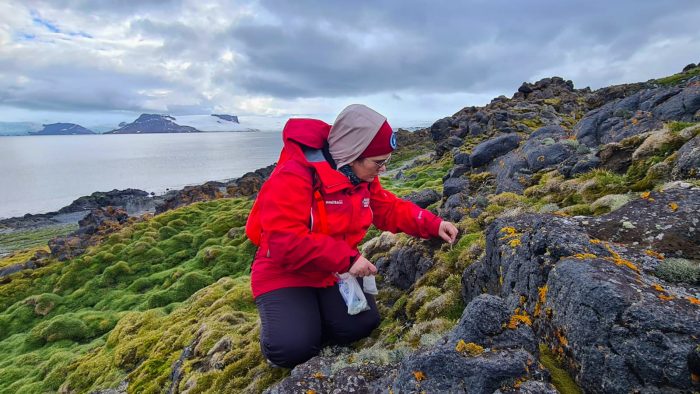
[155,165,274,213]
[575,79,700,147]
[49,206,132,261]
[266,294,557,394]
[584,188,700,259]
[58,189,155,216]
[462,189,700,393]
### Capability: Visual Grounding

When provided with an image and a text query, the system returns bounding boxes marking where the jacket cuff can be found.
[427,215,443,238]
[343,251,361,273]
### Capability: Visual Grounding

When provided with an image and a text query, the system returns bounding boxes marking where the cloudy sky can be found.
[1,0,699,130]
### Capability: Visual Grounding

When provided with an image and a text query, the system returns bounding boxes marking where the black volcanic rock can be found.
[30,123,95,135]
[107,114,198,134]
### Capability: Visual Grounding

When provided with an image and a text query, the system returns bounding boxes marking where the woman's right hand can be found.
[349,255,377,277]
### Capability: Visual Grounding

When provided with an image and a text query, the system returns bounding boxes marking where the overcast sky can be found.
[1,0,699,129]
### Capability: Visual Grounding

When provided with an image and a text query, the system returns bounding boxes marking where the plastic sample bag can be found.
[362,275,378,295]
[337,273,370,315]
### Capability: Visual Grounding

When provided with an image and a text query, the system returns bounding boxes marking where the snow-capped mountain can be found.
[30,123,95,135]
[105,114,255,134]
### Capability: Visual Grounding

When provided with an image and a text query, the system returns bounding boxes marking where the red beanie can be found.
[359,121,396,158]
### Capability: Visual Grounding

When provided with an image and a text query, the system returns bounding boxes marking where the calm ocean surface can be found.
[0,132,283,219]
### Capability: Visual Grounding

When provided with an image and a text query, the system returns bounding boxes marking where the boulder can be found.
[462,210,700,393]
[379,245,434,290]
[403,189,441,209]
[470,134,521,168]
[672,135,700,180]
[584,188,700,259]
[442,177,469,198]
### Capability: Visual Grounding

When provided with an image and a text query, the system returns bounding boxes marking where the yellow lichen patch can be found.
[519,295,527,306]
[306,390,317,394]
[644,250,665,260]
[499,227,518,238]
[669,202,679,212]
[658,294,674,301]
[509,238,522,248]
[603,243,639,273]
[312,372,325,380]
[652,284,665,292]
[640,191,651,199]
[413,370,426,382]
[455,340,484,356]
[556,329,569,347]
[507,309,532,329]
[589,239,602,244]
[573,253,597,259]
[534,285,548,318]
[687,297,700,306]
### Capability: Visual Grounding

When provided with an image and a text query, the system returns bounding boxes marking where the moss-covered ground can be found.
[0,224,76,258]
[0,114,696,392]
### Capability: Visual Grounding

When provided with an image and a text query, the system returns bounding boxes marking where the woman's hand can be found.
[349,255,378,277]
[438,220,459,244]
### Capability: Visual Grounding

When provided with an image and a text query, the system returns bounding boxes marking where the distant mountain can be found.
[106,114,198,134]
[105,113,254,134]
[0,122,42,136]
[30,123,95,135]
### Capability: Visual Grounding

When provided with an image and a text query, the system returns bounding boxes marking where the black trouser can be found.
[255,284,381,368]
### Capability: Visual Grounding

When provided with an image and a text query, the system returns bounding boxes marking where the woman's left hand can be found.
[438,221,458,244]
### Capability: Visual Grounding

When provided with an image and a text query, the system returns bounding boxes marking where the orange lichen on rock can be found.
[500,227,517,237]
[455,340,485,356]
[556,329,569,347]
[507,309,532,329]
[603,243,639,273]
[312,372,325,380]
[413,371,426,382]
[645,250,665,259]
[306,390,317,394]
[589,238,602,244]
[652,284,665,292]
[669,202,679,212]
[573,253,597,259]
[658,294,674,301]
[687,297,700,306]
[534,285,548,318]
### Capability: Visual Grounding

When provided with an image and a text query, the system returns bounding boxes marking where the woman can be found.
[249,104,458,368]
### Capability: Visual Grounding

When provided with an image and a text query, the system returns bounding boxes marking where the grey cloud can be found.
[223,0,700,98]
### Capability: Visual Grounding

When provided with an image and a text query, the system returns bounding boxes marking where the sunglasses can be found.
[367,155,391,168]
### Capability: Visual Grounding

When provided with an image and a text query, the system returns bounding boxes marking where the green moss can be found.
[655,258,700,284]
[655,66,700,86]
[538,344,583,394]
[0,224,77,257]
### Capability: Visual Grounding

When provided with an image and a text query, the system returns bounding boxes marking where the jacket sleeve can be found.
[369,178,442,239]
[259,163,356,273]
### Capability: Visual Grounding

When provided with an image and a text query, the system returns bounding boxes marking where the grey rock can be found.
[672,135,700,180]
[585,188,700,259]
[454,152,470,165]
[403,189,441,209]
[430,117,453,141]
[443,177,469,198]
[462,212,700,393]
[470,134,521,168]
[381,246,434,290]
[447,135,463,147]
[524,143,572,172]
[570,155,601,176]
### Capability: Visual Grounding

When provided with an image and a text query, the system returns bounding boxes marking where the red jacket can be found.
[250,119,443,298]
